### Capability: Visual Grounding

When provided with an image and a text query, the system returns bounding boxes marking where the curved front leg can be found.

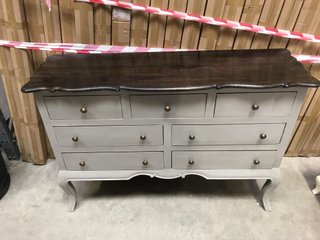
[261,174,281,212]
[312,175,320,195]
[57,176,77,212]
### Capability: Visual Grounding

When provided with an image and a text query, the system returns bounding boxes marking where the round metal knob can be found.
[164,105,171,112]
[79,161,86,167]
[252,104,259,111]
[189,134,195,140]
[142,160,149,166]
[188,159,195,165]
[260,133,267,139]
[140,135,147,141]
[72,136,79,142]
[80,107,87,114]
[253,159,260,165]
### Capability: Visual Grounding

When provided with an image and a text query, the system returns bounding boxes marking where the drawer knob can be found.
[164,105,171,112]
[140,135,147,141]
[79,161,86,167]
[188,159,195,165]
[260,133,267,139]
[72,136,79,142]
[142,160,149,166]
[253,159,260,165]
[252,104,259,111]
[189,134,196,140]
[80,107,87,114]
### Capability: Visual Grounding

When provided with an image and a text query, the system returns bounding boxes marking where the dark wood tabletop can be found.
[21,49,319,93]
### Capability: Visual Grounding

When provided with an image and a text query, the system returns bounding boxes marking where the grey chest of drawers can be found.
[22,49,319,211]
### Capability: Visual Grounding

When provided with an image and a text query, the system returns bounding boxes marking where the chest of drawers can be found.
[22,49,319,211]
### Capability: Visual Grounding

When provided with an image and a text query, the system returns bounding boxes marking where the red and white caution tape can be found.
[45,0,51,11]
[1,40,320,63]
[0,40,185,54]
[76,0,320,43]
[292,54,320,63]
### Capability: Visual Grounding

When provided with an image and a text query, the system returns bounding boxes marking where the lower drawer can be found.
[172,151,277,169]
[62,152,164,171]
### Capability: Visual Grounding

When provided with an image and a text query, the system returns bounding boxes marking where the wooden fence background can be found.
[0,0,320,164]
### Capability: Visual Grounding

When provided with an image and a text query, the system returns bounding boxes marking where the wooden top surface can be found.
[22,49,319,93]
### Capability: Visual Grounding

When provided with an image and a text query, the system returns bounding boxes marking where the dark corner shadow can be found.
[75,175,266,208]
[298,158,320,204]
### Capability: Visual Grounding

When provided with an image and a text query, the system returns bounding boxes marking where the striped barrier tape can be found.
[1,40,319,63]
[0,40,186,54]
[73,0,320,43]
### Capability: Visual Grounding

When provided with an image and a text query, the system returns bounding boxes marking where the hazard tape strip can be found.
[1,40,319,63]
[75,0,320,43]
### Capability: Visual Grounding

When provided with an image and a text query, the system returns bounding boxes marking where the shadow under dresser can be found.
[21,49,320,211]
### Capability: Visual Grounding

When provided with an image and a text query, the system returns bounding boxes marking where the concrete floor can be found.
[0,157,320,240]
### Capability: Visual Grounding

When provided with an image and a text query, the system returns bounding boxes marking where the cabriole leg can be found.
[261,175,281,212]
[312,175,320,195]
[57,176,77,212]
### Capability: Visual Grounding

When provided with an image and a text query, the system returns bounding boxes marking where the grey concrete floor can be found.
[0,157,320,240]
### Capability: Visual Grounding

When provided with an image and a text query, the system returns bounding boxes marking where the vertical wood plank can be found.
[58,0,75,42]
[250,0,285,49]
[130,0,150,47]
[287,58,320,156]
[180,0,207,49]
[198,0,226,50]
[0,0,27,159]
[112,0,131,46]
[269,0,304,49]
[214,0,245,50]
[286,0,320,70]
[40,0,62,45]
[23,0,47,68]
[94,3,112,44]
[232,0,265,49]
[284,0,320,156]
[74,2,94,43]
[291,88,320,156]
[164,0,188,48]
[147,0,168,48]
[0,0,47,164]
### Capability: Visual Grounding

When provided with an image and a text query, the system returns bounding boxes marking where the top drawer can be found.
[214,92,296,118]
[130,94,207,118]
[44,95,123,120]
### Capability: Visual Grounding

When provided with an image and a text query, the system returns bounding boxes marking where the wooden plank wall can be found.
[0,0,320,164]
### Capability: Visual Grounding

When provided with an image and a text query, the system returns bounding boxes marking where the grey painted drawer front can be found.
[214,92,296,117]
[63,152,164,171]
[44,95,123,120]
[172,124,285,146]
[172,151,277,169]
[54,125,163,147]
[130,94,207,118]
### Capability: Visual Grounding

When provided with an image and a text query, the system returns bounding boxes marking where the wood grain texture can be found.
[164,0,187,48]
[198,0,226,50]
[94,3,112,44]
[282,0,320,155]
[22,49,319,93]
[215,0,245,50]
[23,0,47,68]
[180,0,207,49]
[250,0,285,49]
[0,0,47,164]
[130,0,150,47]
[147,0,168,48]
[233,0,265,49]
